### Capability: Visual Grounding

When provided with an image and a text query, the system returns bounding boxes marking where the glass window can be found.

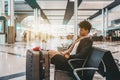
[0,20,4,33]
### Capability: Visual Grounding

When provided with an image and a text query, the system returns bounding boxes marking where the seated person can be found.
[48,20,93,72]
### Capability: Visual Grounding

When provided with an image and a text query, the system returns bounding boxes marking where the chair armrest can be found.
[114,59,119,63]
[68,59,85,62]
[73,67,98,80]
[74,67,98,72]
[68,59,85,69]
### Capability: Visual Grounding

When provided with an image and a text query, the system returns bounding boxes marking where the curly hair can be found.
[79,20,92,32]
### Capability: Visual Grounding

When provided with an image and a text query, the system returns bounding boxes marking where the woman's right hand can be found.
[60,50,69,55]
[60,51,70,58]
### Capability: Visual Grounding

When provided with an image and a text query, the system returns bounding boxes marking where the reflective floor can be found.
[93,41,120,61]
[0,40,120,80]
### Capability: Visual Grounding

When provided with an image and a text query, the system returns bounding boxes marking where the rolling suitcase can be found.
[26,49,50,80]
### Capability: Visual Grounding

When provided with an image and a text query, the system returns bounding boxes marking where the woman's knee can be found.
[48,50,57,58]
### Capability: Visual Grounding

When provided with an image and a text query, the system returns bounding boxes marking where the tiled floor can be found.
[0,40,120,80]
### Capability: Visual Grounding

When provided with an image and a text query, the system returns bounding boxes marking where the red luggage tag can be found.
[33,46,42,51]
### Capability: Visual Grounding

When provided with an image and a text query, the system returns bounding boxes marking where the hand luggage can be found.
[26,49,50,80]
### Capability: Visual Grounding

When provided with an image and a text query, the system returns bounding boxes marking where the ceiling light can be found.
[69,0,75,2]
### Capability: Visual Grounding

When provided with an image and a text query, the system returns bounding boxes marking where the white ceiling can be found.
[47,16,64,20]
[37,0,67,25]
[5,0,119,26]
[78,10,98,16]
[68,0,114,25]
[79,0,114,9]
[37,0,68,9]
[43,10,65,16]
[36,0,114,25]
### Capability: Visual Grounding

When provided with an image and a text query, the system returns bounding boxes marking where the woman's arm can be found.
[69,38,93,59]
[61,38,80,58]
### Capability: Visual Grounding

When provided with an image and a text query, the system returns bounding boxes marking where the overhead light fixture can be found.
[69,0,75,2]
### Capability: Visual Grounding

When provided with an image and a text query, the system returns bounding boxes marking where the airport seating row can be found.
[26,47,120,80]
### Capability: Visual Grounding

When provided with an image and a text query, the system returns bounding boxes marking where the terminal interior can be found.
[0,0,120,80]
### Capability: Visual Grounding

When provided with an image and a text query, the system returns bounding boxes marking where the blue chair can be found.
[68,47,120,80]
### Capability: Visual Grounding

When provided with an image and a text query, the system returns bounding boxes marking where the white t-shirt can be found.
[70,41,80,55]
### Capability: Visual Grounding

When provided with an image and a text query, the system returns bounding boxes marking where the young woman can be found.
[48,20,93,72]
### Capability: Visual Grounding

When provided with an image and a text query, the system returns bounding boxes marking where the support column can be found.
[102,9,105,36]
[0,0,5,16]
[34,8,39,29]
[0,1,1,16]
[34,8,46,49]
[34,8,39,35]
[1,0,5,16]
[34,8,41,38]
[0,0,6,44]
[34,8,36,29]
[1,0,5,34]
[8,0,15,44]
[8,0,14,26]
[74,0,78,40]
[105,8,108,36]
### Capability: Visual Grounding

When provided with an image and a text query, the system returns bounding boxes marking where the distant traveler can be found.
[23,31,27,42]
